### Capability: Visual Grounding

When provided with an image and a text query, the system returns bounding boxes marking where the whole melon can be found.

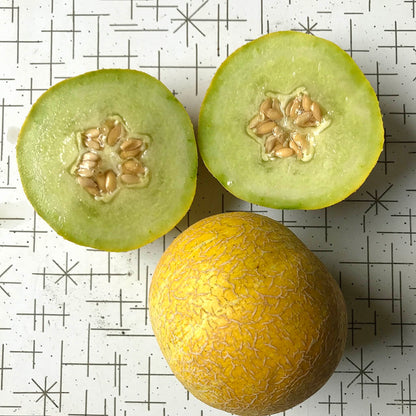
[149,212,347,415]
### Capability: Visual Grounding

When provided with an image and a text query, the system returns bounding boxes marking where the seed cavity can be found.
[247,89,331,162]
[72,115,150,201]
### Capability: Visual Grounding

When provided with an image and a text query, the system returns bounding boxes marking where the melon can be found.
[149,212,347,415]
[16,69,197,251]
[198,31,384,209]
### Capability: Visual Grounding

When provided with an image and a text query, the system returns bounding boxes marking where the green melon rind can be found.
[198,31,384,210]
[17,69,197,251]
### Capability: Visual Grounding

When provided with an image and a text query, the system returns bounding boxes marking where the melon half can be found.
[17,69,197,251]
[198,31,384,209]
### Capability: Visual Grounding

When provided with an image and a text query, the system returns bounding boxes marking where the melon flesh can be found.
[17,69,197,251]
[198,31,384,209]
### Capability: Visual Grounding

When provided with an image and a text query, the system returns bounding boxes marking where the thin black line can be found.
[145,266,149,325]
[16,7,19,63]
[1,98,4,161]
[49,20,53,85]
[366,236,370,307]
[1,344,4,390]
[87,324,91,377]
[106,333,155,337]
[113,28,168,32]
[399,272,404,354]
[119,289,123,327]
[195,43,199,95]
[147,356,151,410]
[216,4,220,56]
[72,0,75,58]
[118,354,121,396]
[260,0,263,34]
[137,248,140,280]
[97,16,100,69]
[226,0,229,30]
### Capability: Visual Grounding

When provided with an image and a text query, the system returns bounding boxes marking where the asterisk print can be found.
[32,253,128,295]
[294,16,331,35]
[172,0,245,49]
[0,265,21,297]
[336,349,376,399]
[14,377,67,416]
[347,184,397,214]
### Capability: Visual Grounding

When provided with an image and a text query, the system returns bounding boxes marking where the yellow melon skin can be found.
[149,212,347,416]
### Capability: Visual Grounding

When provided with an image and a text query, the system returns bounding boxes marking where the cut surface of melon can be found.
[198,31,384,209]
[17,69,197,251]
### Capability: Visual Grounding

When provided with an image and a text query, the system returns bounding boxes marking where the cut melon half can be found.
[198,31,384,209]
[17,69,197,251]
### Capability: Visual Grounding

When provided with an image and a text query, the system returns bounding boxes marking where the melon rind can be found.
[149,212,348,415]
[198,31,384,209]
[17,69,198,251]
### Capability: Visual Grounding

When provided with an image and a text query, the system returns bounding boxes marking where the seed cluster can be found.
[74,117,148,198]
[249,93,324,160]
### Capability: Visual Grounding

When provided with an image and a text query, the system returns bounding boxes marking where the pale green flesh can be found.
[17,69,197,251]
[198,31,384,209]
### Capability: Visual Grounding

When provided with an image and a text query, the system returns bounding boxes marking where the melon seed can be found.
[265,136,277,154]
[77,167,94,178]
[265,107,283,121]
[311,102,322,122]
[255,120,276,135]
[100,124,110,137]
[260,97,272,114]
[96,172,106,192]
[82,152,100,161]
[274,147,295,158]
[85,128,100,138]
[302,94,312,111]
[122,159,145,175]
[272,142,283,154]
[120,138,143,151]
[289,99,301,118]
[285,99,294,116]
[105,170,117,193]
[271,125,282,136]
[107,123,122,146]
[85,186,100,196]
[84,137,102,150]
[120,149,141,159]
[79,159,98,169]
[294,111,312,127]
[289,140,303,159]
[292,133,308,150]
[121,174,141,184]
[249,115,261,129]
[77,176,97,188]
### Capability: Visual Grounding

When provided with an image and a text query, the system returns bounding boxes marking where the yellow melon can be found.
[149,212,347,415]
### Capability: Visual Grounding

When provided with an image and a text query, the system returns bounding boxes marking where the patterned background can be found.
[0,0,415,415]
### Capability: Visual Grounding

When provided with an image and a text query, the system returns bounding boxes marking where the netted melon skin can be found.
[150,212,347,415]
